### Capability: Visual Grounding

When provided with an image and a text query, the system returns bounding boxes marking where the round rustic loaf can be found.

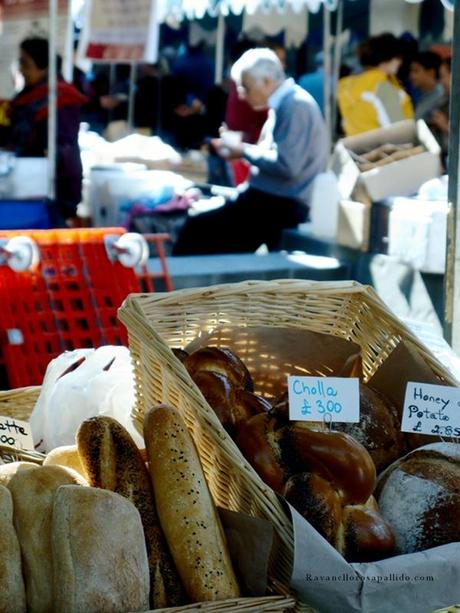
[376,442,460,554]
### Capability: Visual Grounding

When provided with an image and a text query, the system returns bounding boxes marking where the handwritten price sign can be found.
[287,376,360,422]
[0,416,34,450]
[401,382,460,437]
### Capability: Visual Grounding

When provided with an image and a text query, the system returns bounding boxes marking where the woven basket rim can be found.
[147,594,296,612]
[119,279,458,388]
[0,385,41,399]
[121,279,369,307]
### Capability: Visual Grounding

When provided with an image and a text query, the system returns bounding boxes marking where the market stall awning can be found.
[158,0,453,22]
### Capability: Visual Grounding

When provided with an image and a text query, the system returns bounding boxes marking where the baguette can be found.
[52,485,149,613]
[144,405,241,602]
[6,465,86,613]
[0,485,26,613]
[76,415,185,608]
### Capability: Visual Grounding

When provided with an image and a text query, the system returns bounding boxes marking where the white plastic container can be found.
[10,158,48,199]
[388,197,448,274]
[308,171,341,240]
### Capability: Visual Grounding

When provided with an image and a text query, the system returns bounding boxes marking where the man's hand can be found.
[210,138,244,160]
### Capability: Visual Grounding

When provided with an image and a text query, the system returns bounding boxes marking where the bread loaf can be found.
[333,384,407,472]
[6,465,86,613]
[377,442,460,554]
[0,461,38,487]
[184,347,253,391]
[272,384,407,473]
[341,504,396,562]
[237,415,396,561]
[52,485,149,613]
[43,444,86,478]
[236,415,376,503]
[0,485,26,613]
[236,413,288,492]
[76,416,185,608]
[144,405,241,602]
[192,370,270,436]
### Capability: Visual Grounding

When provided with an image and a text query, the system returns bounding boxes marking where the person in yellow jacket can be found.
[337,33,414,136]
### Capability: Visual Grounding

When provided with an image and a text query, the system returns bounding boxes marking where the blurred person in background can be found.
[337,33,413,136]
[174,48,327,255]
[270,43,288,71]
[298,51,325,114]
[409,51,444,121]
[134,62,164,133]
[172,41,215,110]
[397,31,420,103]
[80,68,110,134]
[6,37,87,226]
[430,57,451,166]
[99,63,130,122]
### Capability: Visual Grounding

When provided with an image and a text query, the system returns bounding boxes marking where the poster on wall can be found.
[0,0,72,100]
[78,0,159,62]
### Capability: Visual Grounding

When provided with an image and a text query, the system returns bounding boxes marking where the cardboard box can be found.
[336,199,371,252]
[331,120,441,202]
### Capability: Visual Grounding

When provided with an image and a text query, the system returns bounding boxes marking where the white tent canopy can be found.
[158,0,453,22]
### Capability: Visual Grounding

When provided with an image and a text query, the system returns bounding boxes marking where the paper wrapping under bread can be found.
[368,340,449,409]
[219,508,273,597]
[186,326,362,398]
[288,501,460,613]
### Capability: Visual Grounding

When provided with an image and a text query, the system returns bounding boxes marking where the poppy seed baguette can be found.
[144,405,241,603]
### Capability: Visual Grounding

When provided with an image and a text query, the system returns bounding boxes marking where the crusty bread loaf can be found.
[43,444,86,479]
[144,405,241,602]
[52,485,150,613]
[6,465,87,613]
[0,485,26,613]
[76,416,185,608]
[0,461,38,487]
[377,442,460,554]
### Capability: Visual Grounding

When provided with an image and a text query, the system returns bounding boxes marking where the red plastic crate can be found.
[0,228,141,388]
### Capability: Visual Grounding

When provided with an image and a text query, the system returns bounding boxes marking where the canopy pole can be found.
[127,61,136,131]
[331,0,344,141]
[444,1,460,347]
[323,3,332,153]
[215,11,226,84]
[47,0,58,203]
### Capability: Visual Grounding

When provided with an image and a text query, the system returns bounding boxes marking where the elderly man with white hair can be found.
[173,47,328,254]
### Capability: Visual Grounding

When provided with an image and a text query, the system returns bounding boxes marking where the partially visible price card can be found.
[401,382,460,437]
[287,376,360,422]
[0,416,34,450]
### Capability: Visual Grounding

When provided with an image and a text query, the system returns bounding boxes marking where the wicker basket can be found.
[118,279,458,610]
[0,386,44,464]
[150,595,295,612]
[0,385,295,613]
[0,386,41,421]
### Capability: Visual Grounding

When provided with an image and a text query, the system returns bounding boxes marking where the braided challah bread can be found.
[236,414,395,561]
